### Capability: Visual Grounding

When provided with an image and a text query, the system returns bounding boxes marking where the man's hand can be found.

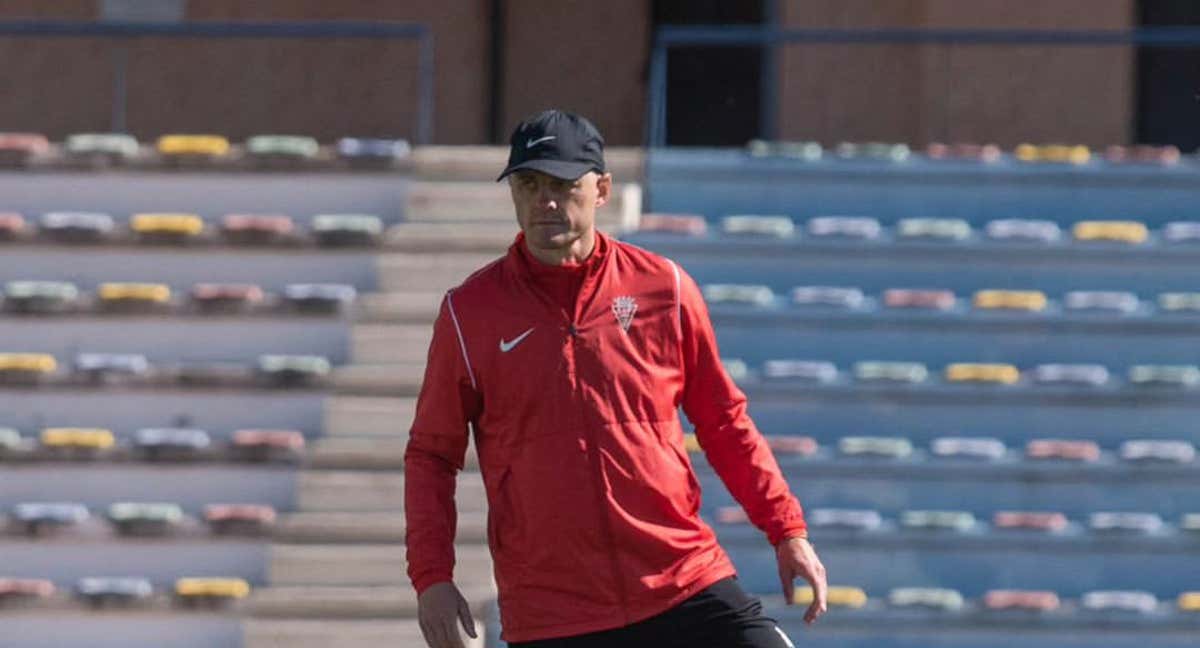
[776,536,827,624]
[417,581,478,648]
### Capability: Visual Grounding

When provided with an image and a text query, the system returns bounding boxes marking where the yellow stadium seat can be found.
[40,427,115,449]
[945,363,1020,384]
[1178,592,1200,611]
[156,135,230,157]
[1072,221,1148,244]
[98,283,171,303]
[131,213,204,236]
[683,433,701,453]
[973,290,1047,312]
[794,586,867,608]
[1014,143,1090,164]
[0,353,56,373]
[174,578,250,599]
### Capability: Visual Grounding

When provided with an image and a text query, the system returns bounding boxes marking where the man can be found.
[405,109,827,648]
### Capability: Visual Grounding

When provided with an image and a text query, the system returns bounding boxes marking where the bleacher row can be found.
[0,352,332,387]
[0,577,250,608]
[0,426,304,461]
[0,280,354,315]
[0,133,409,170]
[643,212,1194,244]
[747,140,1183,166]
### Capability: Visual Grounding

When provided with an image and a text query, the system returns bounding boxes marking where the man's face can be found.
[508,169,611,252]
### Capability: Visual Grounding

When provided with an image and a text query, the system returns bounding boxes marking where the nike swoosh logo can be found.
[525,136,556,148]
[499,328,535,353]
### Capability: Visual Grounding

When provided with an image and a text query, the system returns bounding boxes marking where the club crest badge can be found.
[611,296,637,332]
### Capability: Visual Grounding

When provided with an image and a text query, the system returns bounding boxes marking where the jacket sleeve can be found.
[404,292,483,595]
[676,267,808,546]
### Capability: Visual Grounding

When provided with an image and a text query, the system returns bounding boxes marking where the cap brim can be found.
[496,159,596,182]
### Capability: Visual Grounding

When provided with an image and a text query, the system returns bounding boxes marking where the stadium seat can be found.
[0,579,55,603]
[0,353,57,384]
[925,142,1001,163]
[230,428,305,463]
[0,212,26,240]
[764,435,818,456]
[130,213,205,244]
[245,135,319,166]
[791,286,865,309]
[992,511,1069,532]
[1080,590,1157,614]
[806,216,881,240]
[838,436,913,459]
[853,361,928,384]
[808,508,882,531]
[3,280,80,314]
[75,577,154,609]
[204,503,276,536]
[888,587,964,611]
[1119,440,1195,464]
[835,142,910,162]
[97,282,172,312]
[256,355,331,388]
[721,358,749,382]
[1103,145,1180,165]
[1158,292,1200,312]
[1063,290,1139,313]
[64,133,140,165]
[720,215,794,238]
[1089,512,1164,535]
[944,363,1020,385]
[1030,364,1110,387]
[107,502,184,537]
[896,218,971,241]
[982,590,1061,611]
[282,283,358,315]
[1129,364,1200,387]
[1181,514,1200,532]
[73,353,151,384]
[310,214,383,247]
[637,213,707,236]
[984,219,1062,242]
[155,134,230,159]
[40,427,115,459]
[1163,222,1200,243]
[133,427,212,462]
[1177,592,1200,612]
[929,437,1006,460]
[682,433,701,454]
[702,284,774,307]
[1014,143,1090,165]
[972,290,1047,312]
[0,132,49,166]
[0,427,21,454]
[745,139,822,160]
[900,510,976,532]
[336,137,410,169]
[794,586,867,608]
[189,283,266,314]
[883,289,955,311]
[220,213,296,246]
[715,506,748,524]
[762,360,837,384]
[1026,439,1100,462]
[38,211,114,244]
[11,501,89,536]
[1072,221,1148,244]
[173,577,250,608]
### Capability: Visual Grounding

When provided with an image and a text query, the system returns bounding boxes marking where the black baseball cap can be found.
[497,109,606,182]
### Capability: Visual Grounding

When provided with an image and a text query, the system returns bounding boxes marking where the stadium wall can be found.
[0,0,1133,146]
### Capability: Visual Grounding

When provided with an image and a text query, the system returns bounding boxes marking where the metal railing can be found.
[0,20,434,144]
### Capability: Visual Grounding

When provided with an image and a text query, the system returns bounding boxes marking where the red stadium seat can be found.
[0,212,26,241]
[638,213,708,237]
[1026,439,1100,462]
[204,503,277,536]
[221,214,296,246]
[883,289,956,311]
[0,578,55,602]
[231,428,305,463]
[992,511,1069,532]
[983,589,1061,611]
[925,142,1001,163]
[765,435,817,456]
[714,506,749,525]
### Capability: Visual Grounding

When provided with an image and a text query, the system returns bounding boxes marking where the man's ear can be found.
[595,172,613,208]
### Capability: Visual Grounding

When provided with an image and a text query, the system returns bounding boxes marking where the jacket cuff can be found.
[412,573,454,596]
[769,518,809,546]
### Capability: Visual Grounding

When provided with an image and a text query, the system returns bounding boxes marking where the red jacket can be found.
[404,230,807,642]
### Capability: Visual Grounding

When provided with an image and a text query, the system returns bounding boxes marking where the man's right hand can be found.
[418,581,478,648]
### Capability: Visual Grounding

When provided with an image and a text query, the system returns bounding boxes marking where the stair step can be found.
[323,396,417,437]
[268,543,493,586]
[296,470,486,512]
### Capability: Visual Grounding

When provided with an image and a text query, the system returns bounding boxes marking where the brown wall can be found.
[500,0,650,145]
[0,0,1139,147]
[777,0,1135,147]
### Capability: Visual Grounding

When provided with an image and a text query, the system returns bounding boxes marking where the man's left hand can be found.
[775,536,827,624]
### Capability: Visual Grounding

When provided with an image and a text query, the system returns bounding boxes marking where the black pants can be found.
[507,576,795,648]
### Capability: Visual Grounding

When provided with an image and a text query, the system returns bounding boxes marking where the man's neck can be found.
[524,229,597,266]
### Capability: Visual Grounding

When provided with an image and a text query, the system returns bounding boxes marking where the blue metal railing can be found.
[0,20,434,143]
[646,26,1200,147]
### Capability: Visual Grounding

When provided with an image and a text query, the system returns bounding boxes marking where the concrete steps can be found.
[268,543,493,587]
[296,470,487,513]
[243,618,485,648]
[324,396,417,437]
